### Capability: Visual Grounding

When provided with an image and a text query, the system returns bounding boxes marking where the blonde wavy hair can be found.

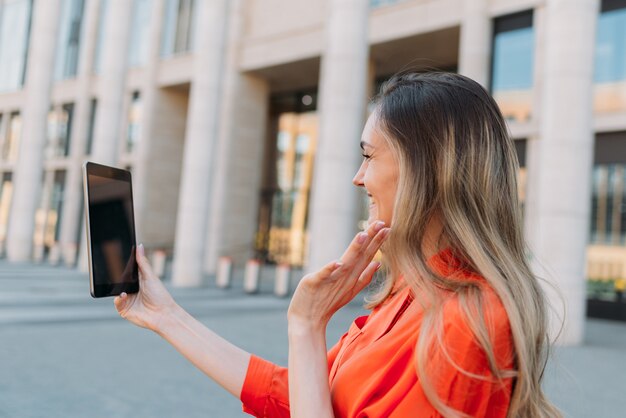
[366,72,562,417]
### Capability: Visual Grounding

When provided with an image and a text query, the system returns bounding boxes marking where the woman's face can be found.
[352,112,399,227]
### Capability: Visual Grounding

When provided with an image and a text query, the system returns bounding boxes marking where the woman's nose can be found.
[352,165,365,187]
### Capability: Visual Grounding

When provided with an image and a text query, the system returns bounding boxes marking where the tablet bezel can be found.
[83,161,139,298]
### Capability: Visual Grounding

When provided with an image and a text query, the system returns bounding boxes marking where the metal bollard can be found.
[216,256,233,288]
[64,243,78,267]
[33,244,45,263]
[48,244,61,265]
[244,259,261,293]
[274,263,291,297]
[151,249,167,278]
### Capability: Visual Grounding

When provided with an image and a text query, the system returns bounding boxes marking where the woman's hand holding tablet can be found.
[114,244,179,332]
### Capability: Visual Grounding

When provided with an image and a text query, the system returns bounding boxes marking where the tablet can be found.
[83,162,139,298]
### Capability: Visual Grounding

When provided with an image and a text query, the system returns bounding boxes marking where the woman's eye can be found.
[361,153,372,160]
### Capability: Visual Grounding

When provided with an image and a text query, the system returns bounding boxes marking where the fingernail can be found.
[382,228,391,237]
[374,221,385,232]
[357,233,367,244]
[375,262,382,270]
[138,243,144,256]
[121,292,127,298]
[334,262,343,269]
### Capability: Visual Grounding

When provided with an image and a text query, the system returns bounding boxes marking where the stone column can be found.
[132,0,166,244]
[90,0,132,165]
[306,0,370,272]
[203,0,269,274]
[171,0,229,287]
[525,0,600,345]
[458,0,491,88]
[77,0,132,272]
[6,0,62,262]
[58,0,101,267]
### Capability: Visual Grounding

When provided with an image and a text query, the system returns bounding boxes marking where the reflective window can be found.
[0,114,4,155]
[370,0,406,7]
[0,0,32,92]
[514,139,527,217]
[55,0,85,80]
[161,0,196,57]
[0,172,12,255]
[85,99,97,154]
[490,11,534,123]
[126,91,142,153]
[587,131,626,303]
[33,170,66,260]
[93,0,108,74]
[128,0,152,67]
[46,104,74,158]
[594,1,626,113]
[2,112,21,161]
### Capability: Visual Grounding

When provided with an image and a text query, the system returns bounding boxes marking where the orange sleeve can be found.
[240,331,350,418]
[240,355,290,418]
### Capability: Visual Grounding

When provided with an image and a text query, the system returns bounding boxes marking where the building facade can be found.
[0,0,625,345]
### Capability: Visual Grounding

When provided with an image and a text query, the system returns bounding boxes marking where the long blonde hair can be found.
[366,72,561,417]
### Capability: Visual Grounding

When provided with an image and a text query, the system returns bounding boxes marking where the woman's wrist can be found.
[288,315,327,337]
[154,303,185,336]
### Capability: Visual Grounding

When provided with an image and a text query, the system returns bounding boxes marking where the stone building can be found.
[0,0,624,345]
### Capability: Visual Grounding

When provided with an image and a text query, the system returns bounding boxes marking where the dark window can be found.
[490,10,534,123]
[86,99,97,155]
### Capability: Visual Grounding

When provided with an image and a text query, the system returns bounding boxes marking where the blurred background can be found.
[0,0,625,416]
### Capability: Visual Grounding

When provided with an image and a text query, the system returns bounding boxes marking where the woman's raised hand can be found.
[114,244,179,332]
[287,221,390,330]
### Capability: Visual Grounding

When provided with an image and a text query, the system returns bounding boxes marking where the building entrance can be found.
[255,92,317,267]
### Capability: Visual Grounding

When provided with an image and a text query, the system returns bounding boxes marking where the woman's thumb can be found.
[114,292,128,313]
[136,243,154,279]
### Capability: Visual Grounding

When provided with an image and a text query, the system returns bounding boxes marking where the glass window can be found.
[2,112,21,161]
[93,0,108,74]
[160,0,195,57]
[128,0,152,67]
[126,91,142,153]
[370,0,406,7]
[34,170,66,258]
[46,104,74,158]
[0,114,4,154]
[594,0,626,113]
[85,99,97,154]
[587,131,626,302]
[0,172,13,253]
[490,11,534,123]
[0,0,33,92]
[514,139,527,216]
[55,0,85,80]
[49,170,66,247]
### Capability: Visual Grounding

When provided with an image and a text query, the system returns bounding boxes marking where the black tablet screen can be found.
[87,172,137,286]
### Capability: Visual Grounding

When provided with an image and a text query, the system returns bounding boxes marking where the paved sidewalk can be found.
[0,260,625,417]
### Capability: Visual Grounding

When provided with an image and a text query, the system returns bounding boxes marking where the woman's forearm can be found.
[288,320,334,418]
[156,304,251,399]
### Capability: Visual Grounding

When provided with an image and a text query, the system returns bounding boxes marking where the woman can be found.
[115,72,562,417]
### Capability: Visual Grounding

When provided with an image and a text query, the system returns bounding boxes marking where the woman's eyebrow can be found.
[360,141,373,150]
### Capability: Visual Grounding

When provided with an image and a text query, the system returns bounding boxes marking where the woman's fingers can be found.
[358,261,382,286]
[324,260,343,276]
[340,221,390,268]
[136,244,155,281]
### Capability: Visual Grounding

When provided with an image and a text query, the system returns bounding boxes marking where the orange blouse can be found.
[240,248,515,417]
